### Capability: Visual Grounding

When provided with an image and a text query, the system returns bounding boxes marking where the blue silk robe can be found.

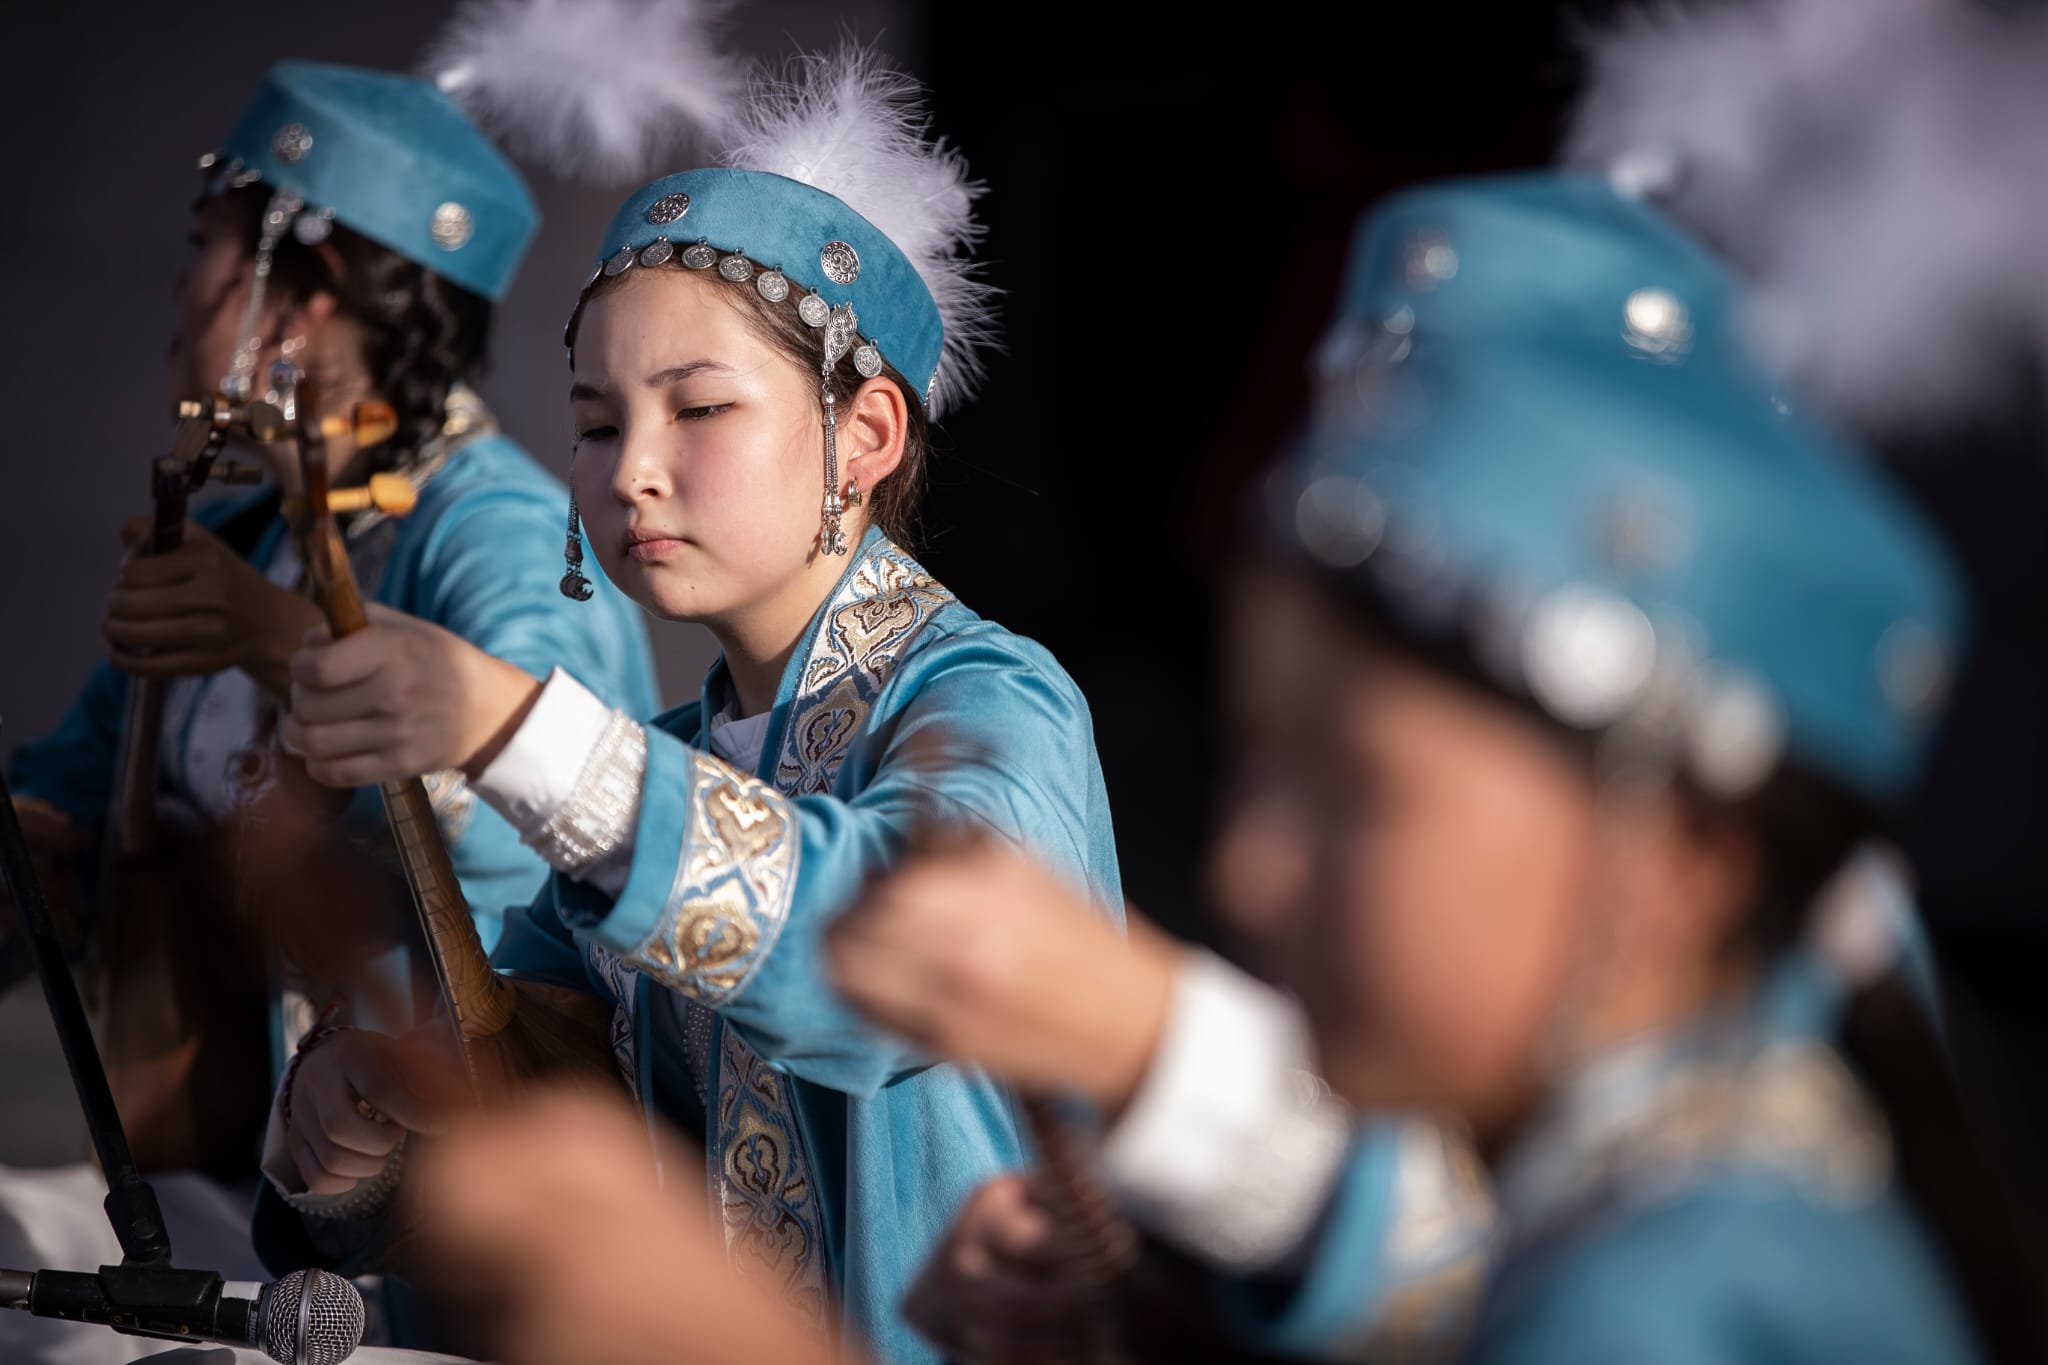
[8,415,659,1042]
[484,528,1123,1363]
[1248,959,1982,1364]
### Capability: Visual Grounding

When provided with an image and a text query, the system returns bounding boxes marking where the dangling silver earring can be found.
[560,475,594,601]
[818,305,860,556]
[265,334,307,413]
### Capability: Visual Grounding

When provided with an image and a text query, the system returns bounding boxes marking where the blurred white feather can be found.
[1566,0,2048,432]
[426,0,736,183]
[718,44,999,416]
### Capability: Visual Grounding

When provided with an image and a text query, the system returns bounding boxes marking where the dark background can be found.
[2,1,2041,1184]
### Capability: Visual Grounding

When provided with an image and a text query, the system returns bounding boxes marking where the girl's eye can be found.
[677,403,732,422]
[574,425,618,444]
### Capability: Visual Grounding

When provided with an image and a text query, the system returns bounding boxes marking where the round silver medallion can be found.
[756,270,790,303]
[681,240,718,270]
[796,291,830,327]
[1402,231,1459,290]
[639,237,674,267]
[273,123,313,163]
[852,343,883,378]
[717,253,754,283]
[292,209,335,246]
[1622,287,1692,358]
[430,201,475,250]
[645,192,692,226]
[603,246,637,276]
[819,240,861,285]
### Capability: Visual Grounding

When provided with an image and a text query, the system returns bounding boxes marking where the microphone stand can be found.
[0,752,242,1330]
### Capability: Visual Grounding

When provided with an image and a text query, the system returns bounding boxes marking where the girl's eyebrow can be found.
[646,360,735,385]
[572,360,735,403]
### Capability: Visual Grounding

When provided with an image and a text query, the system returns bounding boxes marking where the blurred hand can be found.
[280,604,540,788]
[413,1087,836,1365]
[1,795,89,940]
[827,838,1179,1113]
[284,1026,449,1196]
[904,1173,1116,1364]
[104,518,321,693]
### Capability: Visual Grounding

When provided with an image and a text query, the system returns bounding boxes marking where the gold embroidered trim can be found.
[712,1026,830,1325]
[627,749,799,1005]
[775,543,955,796]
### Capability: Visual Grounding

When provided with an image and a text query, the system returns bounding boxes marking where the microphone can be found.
[2,1264,364,1364]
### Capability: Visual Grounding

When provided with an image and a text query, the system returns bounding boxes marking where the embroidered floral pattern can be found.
[586,941,641,1094]
[776,545,955,796]
[713,1027,828,1323]
[626,753,798,1005]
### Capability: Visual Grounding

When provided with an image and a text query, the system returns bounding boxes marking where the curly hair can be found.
[219,186,494,472]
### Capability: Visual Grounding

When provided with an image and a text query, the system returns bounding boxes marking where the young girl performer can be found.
[5,58,660,1008]
[264,41,1123,1365]
[830,173,2039,1362]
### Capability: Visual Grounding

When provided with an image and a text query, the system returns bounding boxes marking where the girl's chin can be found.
[608,561,720,623]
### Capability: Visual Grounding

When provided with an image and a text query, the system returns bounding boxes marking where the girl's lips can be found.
[625,535,686,563]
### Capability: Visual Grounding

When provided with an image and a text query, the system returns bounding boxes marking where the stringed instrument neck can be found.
[290,376,613,1098]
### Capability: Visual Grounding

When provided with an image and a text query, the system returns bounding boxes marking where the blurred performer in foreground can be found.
[827,171,2048,1364]
[256,26,1123,1365]
[0,47,657,1365]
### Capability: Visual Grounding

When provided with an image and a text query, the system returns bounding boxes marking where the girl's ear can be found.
[843,375,908,492]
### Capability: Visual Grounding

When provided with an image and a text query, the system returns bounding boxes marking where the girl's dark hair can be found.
[1302,558,2048,1364]
[219,186,493,471]
[568,261,930,548]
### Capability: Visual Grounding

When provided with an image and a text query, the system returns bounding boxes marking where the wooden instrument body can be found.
[93,419,272,1178]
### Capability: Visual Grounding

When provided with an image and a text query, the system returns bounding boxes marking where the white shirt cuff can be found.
[473,667,615,828]
[472,667,640,895]
[1099,950,1353,1272]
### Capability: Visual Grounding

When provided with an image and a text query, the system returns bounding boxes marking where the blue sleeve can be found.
[1465,1191,1986,1365]
[491,876,599,990]
[1227,1121,1495,1360]
[7,659,128,828]
[554,632,1118,1098]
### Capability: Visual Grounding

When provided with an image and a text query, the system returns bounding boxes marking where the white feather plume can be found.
[1566,0,2048,432]
[426,0,737,183]
[715,44,999,417]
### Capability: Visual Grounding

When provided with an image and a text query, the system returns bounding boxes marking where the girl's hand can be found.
[1,796,89,943]
[903,1174,1111,1364]
[412,1087,836,1365]
[281,605,541,788]
[283,1028,446,1196]
[826,838,1180,1114]
[104,518,322,694]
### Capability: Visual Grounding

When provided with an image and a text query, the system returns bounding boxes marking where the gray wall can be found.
[0,0,914,1165]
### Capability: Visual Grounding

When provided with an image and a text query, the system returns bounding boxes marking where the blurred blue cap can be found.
[1273,174,1965,804]
[214,61,537,302]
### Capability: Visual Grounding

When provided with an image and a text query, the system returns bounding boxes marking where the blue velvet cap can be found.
[216,61,537,302]
[578,168,943,405]
[1275,174,1965,803]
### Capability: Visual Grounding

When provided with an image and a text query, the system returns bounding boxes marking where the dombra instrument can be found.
[93,397,277,1178]
[285,374,616,1102]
